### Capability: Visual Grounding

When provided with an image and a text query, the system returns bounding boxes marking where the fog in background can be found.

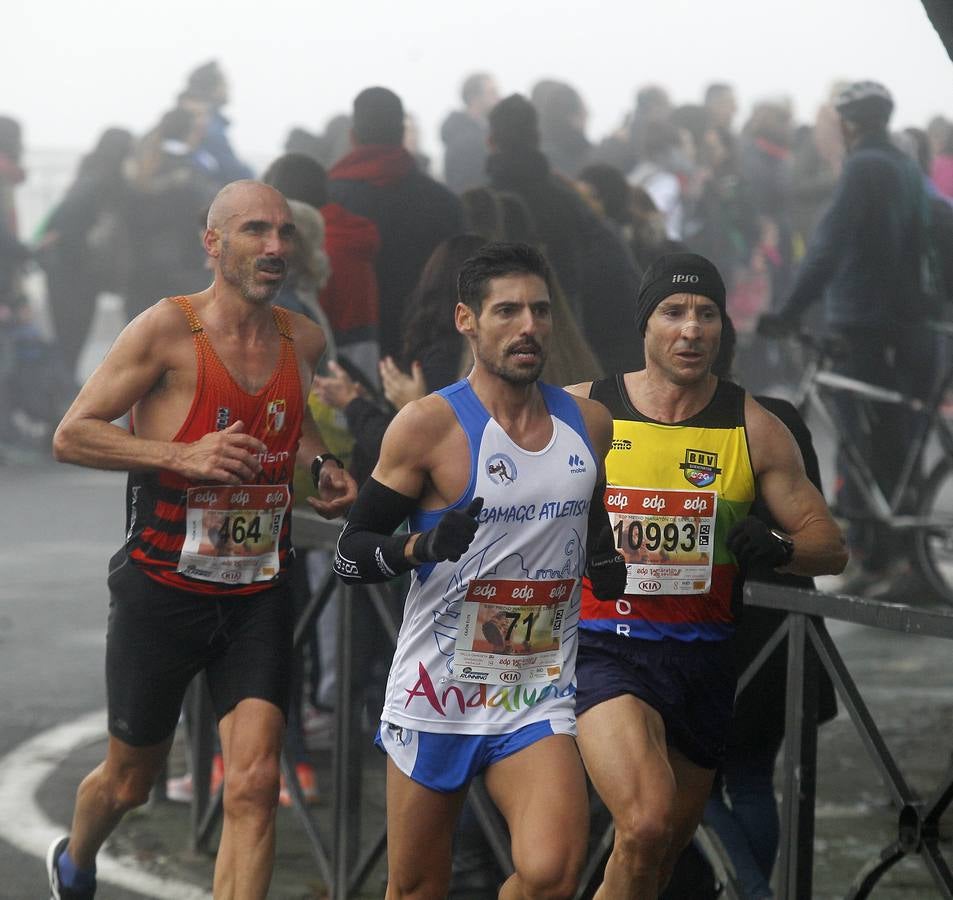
[8,0,953,228]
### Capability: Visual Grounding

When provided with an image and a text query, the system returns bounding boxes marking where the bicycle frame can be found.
[796,326,953,530]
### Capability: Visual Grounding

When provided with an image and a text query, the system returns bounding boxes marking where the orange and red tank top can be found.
[123,296,303,595]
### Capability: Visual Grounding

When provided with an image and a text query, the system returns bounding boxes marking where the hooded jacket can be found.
[330,145,463,357]
[318,202,381,345]
[781,133,925,328]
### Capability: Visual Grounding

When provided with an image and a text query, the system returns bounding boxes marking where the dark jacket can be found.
[486,148,640,373]
[728,396,838,754]
[486,148,587,302]
[330,145,463,358]
[781,134,925,329]
[440,111,488,195]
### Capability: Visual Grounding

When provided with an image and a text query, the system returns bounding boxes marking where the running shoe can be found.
[279,762,319,807]
[47,834,96,899]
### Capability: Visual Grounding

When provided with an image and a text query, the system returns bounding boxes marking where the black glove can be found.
[413,497,484,563]
[586,525,628,600]
[726,516,795,569]
[757,310,798,338]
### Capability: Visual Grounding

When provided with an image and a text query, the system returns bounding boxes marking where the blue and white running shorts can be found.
[375,718,573,793]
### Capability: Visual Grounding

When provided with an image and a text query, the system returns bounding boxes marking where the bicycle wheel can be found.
[914,458,953,606]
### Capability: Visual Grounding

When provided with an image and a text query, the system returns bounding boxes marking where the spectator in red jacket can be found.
[263,152,382,384]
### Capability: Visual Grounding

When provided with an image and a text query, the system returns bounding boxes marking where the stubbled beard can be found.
[478,347,545,385]
[220,243,283,303]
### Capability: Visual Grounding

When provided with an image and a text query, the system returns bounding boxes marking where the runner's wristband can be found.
[311,453,344,487]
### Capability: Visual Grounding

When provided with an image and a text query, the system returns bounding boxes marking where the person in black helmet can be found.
[760,80,940,588]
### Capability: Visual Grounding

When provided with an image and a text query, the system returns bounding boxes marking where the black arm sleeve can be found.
[586,479,612,554]
[333,477,418,584]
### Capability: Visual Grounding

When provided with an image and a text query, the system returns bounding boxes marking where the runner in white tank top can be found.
[381,377,596,735]
[333,243,625,898]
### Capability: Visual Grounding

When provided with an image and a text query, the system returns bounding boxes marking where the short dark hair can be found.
[458,241,553,312]
[578,163,630,225]
[704,83,733,105]
[0,116,22,162]
[488,94,539,153]
[352,86,404,145]
[462,73,491,106]
[262,153,328,209]
[158,108,195,142]
[186,60,224,100]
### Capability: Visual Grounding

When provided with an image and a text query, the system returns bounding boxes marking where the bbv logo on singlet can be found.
[679,448,722,488]
[266,399,286,432]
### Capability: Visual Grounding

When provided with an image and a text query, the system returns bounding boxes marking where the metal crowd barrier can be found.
[743,581,953,899]
[180,513,953,898]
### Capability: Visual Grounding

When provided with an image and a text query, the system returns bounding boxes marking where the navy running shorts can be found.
[574,630,736,770]
[374,718,571,793]
[105,551,294,746]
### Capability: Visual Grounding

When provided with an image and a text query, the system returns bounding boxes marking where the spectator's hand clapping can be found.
[379,356,427,410]
[311,360,364,411]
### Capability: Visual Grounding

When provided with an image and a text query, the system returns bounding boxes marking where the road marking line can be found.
[0,708,211,899]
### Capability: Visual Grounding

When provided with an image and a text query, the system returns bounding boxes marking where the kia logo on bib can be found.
[672,274,700,283]
[639,580,662,592]
[499,672,521,683]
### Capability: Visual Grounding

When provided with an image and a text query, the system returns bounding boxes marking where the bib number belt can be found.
[453,577,576,686]
[604,486,717,595]
[178,484,290,585]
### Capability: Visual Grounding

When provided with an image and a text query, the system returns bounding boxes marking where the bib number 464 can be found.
[218,514,262,545]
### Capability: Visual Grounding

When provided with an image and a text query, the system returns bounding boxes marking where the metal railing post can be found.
[777,612,817,899]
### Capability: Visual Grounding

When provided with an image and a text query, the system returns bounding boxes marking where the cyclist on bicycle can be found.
[759,80,939,584]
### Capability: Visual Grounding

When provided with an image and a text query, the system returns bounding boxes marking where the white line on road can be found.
[0,709,211,899]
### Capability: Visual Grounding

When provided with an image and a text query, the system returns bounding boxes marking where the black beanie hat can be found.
[636,252,726,335]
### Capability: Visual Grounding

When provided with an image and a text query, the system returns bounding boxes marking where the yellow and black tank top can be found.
[580,375,754,641]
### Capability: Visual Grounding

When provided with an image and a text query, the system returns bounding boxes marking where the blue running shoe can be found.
[47,834,96,899]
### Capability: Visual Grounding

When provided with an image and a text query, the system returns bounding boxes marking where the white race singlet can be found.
[380,380,598,736]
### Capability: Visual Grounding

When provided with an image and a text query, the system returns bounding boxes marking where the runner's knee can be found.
[613,807,674,867]
[222,756,281,817]
[386,868,450,900]
[514,853,582,900]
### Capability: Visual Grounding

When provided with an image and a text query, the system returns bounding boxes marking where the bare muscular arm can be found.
[745,394,848,576]
[52,301,267,483]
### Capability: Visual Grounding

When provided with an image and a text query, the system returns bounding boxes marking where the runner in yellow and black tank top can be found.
[579,374,754,641]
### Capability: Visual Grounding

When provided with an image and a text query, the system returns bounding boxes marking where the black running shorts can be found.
[105,551,294,746]
[574,630,736,770]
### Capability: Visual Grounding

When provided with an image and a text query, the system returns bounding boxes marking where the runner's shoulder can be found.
[113,296,197,359]
[563,380,593,398]
[564,389,613,450]
[386,392,458,452]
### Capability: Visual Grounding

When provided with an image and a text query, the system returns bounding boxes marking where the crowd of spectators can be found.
[6,61,953,897]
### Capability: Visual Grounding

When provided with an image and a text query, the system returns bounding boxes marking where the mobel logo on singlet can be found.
[679,448,722,488]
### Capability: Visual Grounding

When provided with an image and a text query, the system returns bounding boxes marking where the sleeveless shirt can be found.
[579,375,754,641]
[123,296,303,595]
[381,380,597,735]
